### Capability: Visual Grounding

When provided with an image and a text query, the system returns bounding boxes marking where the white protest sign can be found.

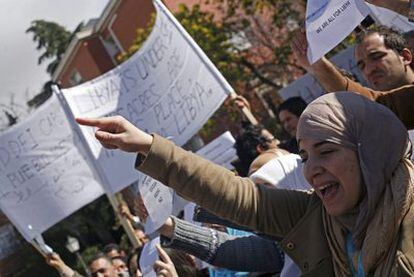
[368,4,414,32]
[279,45,368,101]
[0,95,103,240]
[138,175,173,234]
[61,0,232,194]
[139,236,160,277]
[306,0,370,63]
[195,131,237,170]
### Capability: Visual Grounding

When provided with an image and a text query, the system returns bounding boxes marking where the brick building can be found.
[53,0,205,88]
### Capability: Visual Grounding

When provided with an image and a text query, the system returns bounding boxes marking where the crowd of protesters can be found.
[43,0,414,276]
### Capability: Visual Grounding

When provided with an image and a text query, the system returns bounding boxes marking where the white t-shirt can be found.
[250,154,311,191]
[250,154,312,277]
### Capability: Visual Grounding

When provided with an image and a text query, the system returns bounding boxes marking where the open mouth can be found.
[318,182,340,202]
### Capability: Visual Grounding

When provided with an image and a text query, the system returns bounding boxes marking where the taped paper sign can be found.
[0,95,103,240]
[306,0,370,63]
[61,0,232,194]
[139,236,160,277]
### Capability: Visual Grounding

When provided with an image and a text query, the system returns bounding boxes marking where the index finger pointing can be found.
[76,117,115,129]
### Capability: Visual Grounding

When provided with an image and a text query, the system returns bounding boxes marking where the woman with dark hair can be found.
[278,97,307,154]
[77,92,414,276]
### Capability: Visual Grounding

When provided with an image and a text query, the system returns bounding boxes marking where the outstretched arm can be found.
[77,116,310,237]
[159,216,284,273]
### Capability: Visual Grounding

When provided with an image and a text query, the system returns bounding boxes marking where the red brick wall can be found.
[59,36,114,88]
[106,0,155,51]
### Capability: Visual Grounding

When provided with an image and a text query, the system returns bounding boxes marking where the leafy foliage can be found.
[26,20,84,75]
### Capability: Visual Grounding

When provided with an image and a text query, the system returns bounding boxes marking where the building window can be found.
[69,70,84,86]
[101,34,122,64]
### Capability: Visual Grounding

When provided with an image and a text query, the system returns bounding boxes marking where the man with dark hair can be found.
[292,24,414,129]
[89,253,118,277]
[103,243,126,259]
[234,123,287,176]
[46,252,118,277]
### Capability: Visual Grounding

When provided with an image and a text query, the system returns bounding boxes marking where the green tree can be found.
[26,20,84,75]
[26,21,84,108]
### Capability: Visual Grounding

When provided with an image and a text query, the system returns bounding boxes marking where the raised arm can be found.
[291,31,380,100]
[291,30,348,92]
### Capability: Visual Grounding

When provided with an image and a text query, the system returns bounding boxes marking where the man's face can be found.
[260,129,278,150]
[112,257,129,274]
[134,229,149,246]
[355,33,412,90]
[278,110,299,138]
[90,258,117,277]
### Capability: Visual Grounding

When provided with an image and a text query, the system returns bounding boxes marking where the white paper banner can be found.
[196,131,237,170]
[306,0,370,63]
[0,95,103,240]
[138,175,173,234]
[368,4,414,32]
[279,45,368,102]
[61,0,232,194]
[139,236,160,277]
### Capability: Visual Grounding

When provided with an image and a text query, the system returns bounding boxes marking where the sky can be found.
[0,0,109,123]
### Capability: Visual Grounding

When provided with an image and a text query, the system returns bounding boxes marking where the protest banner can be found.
[139,236,160,277]
[61,0,233,195]
[306,0,370,63]
[0,0,235,244]
[367,4,414,32]
[0,94,104,241]
[279,45,368,101]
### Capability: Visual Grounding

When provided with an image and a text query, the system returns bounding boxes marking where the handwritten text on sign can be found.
[0,95,103,240]
[62,0,231,194]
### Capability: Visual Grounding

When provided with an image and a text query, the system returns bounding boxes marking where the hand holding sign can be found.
[291,29,312,71]
[76,116,153,154]
[153,244,179,277]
